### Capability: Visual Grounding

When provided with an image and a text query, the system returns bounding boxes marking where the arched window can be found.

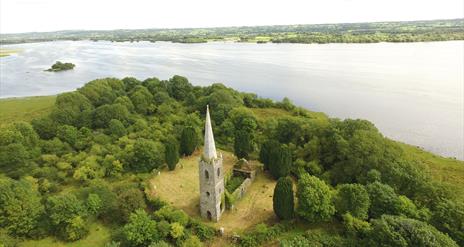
[217,168,220,177]
[206,191,210,197]
[205,170,209,179]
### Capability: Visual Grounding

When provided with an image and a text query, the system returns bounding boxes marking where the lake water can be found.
[0,40,463,159]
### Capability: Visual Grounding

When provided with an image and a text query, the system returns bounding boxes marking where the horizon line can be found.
[1,17,462,35]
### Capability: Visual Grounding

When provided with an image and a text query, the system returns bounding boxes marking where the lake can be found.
[0,40,462,159]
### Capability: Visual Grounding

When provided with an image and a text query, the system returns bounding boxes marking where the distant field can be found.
[0,95,56,125]
[0,48,20,57]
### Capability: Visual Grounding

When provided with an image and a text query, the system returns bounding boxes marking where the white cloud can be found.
[0,0,462,33]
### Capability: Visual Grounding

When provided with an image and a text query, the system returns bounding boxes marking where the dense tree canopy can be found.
[0,74,461,246]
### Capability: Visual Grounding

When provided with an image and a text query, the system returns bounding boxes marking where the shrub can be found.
[368,215,458,247]
[333,183,370,220]
[296,174,335,222]
[431,199,464,246]
[123,209,160,247]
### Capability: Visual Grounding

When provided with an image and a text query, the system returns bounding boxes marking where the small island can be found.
[45,61,75,72]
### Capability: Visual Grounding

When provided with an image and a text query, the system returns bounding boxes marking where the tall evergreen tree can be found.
[180,126,198,156]
[259,139,279,170]
[273,176,294,220]
[269,144,292,179]
[234,130,253,159]
[165,139,180,171]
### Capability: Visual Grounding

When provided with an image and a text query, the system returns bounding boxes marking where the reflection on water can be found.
[1,40,463,159]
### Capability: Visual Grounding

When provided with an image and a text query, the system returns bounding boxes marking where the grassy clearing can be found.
[148,149,276,234]
[0,48,20,57]
[251,107,328,122]
[398,142,464,202]
[18,223,111,247]
[0,95,56,126]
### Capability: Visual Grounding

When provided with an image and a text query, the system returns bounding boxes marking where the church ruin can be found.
[199,105,225,221]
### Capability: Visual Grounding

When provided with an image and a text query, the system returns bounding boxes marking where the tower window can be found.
[206,191,210,197]
[217,168,220,177]
[205,170,209,179]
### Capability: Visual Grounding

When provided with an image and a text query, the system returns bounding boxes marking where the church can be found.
[198,106,225,221]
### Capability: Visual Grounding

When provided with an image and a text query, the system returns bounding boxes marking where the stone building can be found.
[199,105,225,221]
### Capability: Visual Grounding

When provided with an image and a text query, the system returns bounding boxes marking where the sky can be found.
[0,0,463,34]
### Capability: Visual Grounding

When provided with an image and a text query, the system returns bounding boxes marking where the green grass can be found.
[398,142,464,202]
[18,223,112,247]
[0,95,56,126]
[0,48,20,57]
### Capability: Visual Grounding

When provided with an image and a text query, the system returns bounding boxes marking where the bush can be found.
[123,209,160,247]
[368,215,458,247]
[333,183,370,220]
[273,177,294,220]
[131,139,165,172]
[296,174,335,222]
[431,199,464,246]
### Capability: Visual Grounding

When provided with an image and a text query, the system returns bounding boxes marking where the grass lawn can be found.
[0,95,56,126]
[148,149,277,234]
[18,223,112,247]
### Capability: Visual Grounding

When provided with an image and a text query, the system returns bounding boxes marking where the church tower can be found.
[199,105,225,221]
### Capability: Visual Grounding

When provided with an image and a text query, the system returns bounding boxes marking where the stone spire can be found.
[203,105,217,160]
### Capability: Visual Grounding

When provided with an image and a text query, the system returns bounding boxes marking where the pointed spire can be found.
[203,105,217,160]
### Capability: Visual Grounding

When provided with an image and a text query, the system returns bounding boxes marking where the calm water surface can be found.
[1,40,463,159]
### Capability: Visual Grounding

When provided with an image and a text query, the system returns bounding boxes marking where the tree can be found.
[368,215,458,247]
[129,86,154,115]
[0,143,31,178]
[333,184,370,220]
[165,139,179,171]
[117,188,147,222]
[366,182,400,218]
[230,107,257,159]
[93,104,130,128]
[259,139,279,170]
[296,174,335,222]
[234,130,253,159]
[123,209,159,247]
[0,178,44,237]
[31,116,57,139]
[50,92,94,127]
[269,144,292,179]
[108,119,126,138]
[46,193,88,241]
[131,139,165,172]
[180,126,198,156]
[167,75,193,101]
[56,125,78,147]
[273,177,294,220]
[431,200,464,246]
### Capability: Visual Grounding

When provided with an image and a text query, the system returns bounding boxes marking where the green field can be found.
[0,48,20,57]
[0,95,56,126]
